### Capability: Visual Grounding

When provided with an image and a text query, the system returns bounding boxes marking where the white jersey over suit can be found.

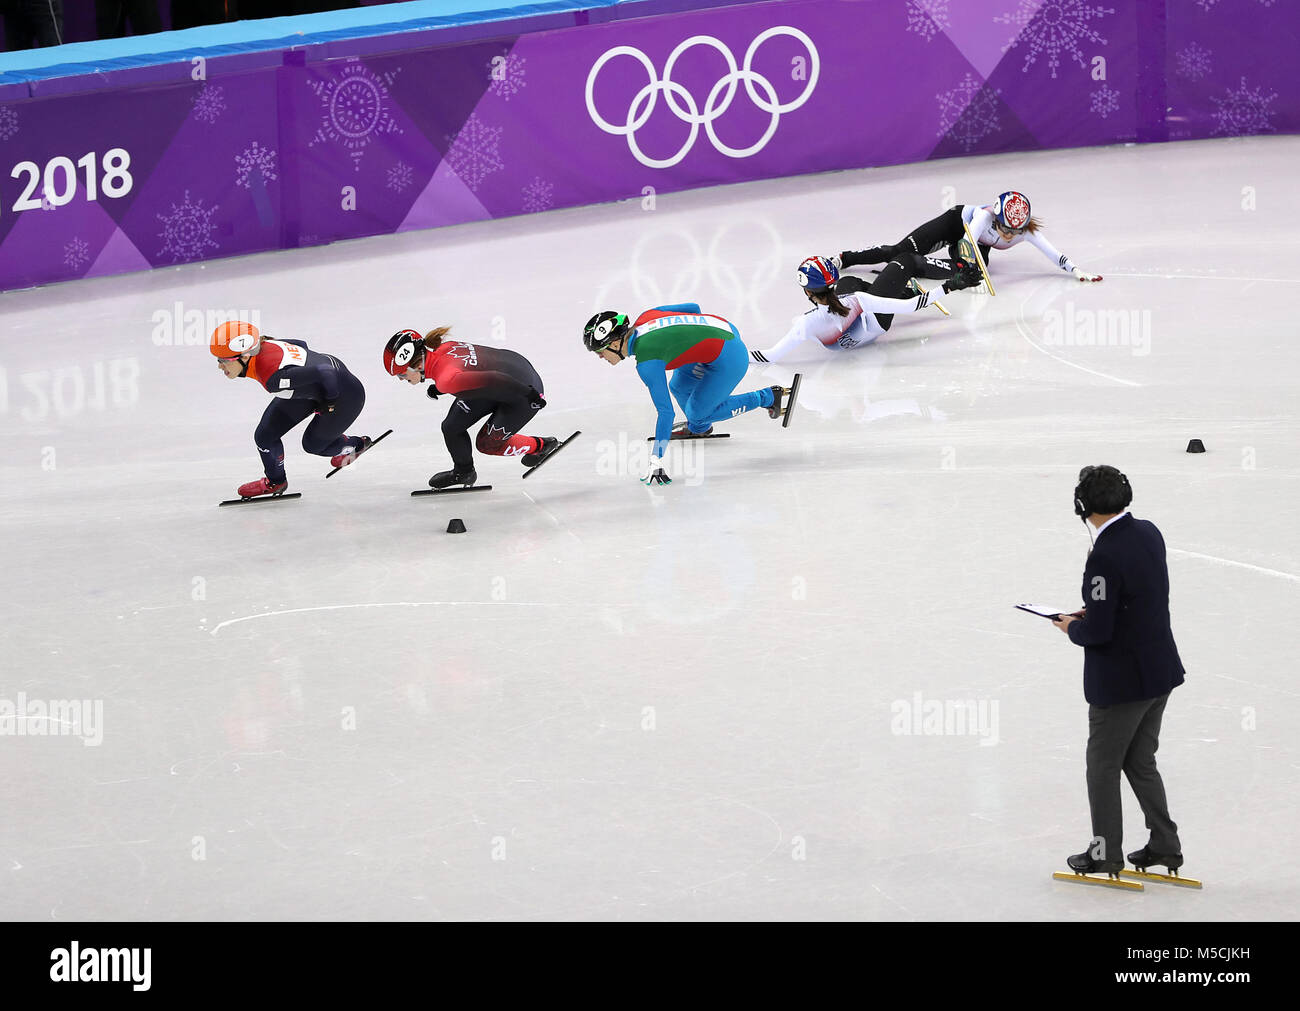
[962,203,1077,273]
[753,288,932,364]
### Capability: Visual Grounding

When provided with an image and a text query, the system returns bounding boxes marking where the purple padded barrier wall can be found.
[0,0,1296,292]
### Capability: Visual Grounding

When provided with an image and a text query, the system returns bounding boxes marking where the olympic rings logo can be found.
[585,27,819,169]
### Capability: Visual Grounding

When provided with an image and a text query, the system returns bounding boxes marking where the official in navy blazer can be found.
[1052,465,1185,877]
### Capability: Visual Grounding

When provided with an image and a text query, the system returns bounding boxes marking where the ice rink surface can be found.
[2,136,1297,921]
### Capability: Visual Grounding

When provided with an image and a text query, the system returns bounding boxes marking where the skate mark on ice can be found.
[1168,548,1300,585]
[209,600,552,635]
[1015,297,1142,388]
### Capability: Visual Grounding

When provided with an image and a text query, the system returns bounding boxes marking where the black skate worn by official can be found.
[1067,851,1125,875]
[1127,845,1183,871]
[1119,846,1202,888]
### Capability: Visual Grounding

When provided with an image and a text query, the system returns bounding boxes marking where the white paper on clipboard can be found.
[1015,603,1072,620]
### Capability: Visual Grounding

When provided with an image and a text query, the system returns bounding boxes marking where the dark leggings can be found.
[441,398,543,471]
[254,370,366,481]
[836,258,916,332]
[854,206,993,276]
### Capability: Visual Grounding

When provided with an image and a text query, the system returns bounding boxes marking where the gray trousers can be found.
[1086,692,1181,861]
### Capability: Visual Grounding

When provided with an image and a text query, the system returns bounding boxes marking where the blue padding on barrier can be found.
[0,0,618,84]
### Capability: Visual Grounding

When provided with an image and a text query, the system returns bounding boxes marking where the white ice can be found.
[1,136,1297,921]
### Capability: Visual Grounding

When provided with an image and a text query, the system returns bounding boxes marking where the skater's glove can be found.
[941,263,983,293]
[528,388,547,410]
[1072,267,1103,283]
[426,383,441,400]
[641,455,671,486]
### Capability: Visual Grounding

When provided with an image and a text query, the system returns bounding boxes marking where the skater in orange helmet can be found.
[212,321,373,500]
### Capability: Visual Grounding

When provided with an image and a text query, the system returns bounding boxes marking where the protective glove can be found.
[641,454,671,486]
[528,388,547,410]
[1072,266,1103,283]
[941,262,984,293]
[426,383,441,400]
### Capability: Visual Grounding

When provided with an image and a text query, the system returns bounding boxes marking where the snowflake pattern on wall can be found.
[444,115,504,192]
[307,59,404,171]
[63,237,90,271]
[386,161,414,192]
[905,0,950,43]
[0,105,17,142]
[521,177,554,213]
[235,141,279,189]
[488,53,528,101]
[192,85,226,125]
[994,0,1115,79]
[1090,84,1120,119]
[1175,42,1212,81]
[1210,77,1278,137]
[936,73,1002,152]
[1194,0,1219,10]
[156,190,220,263]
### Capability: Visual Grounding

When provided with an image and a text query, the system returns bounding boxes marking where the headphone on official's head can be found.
[1073,465,1133,518]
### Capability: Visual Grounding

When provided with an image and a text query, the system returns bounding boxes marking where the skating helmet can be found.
[210,320,262,359]
[994,191,1031,232]
[384,330,424,375]
[583,311,630,352]
[796,256,839,292]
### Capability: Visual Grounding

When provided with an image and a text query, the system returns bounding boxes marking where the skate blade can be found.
[218,493,302,507]
[521,430,580,480]
[411,485,493,497]
[1120,869,1202,889]
[648,432,731,441]
[781,373,802,428]
[326,428,393,477]
[959,225,996,296]
[1052,871,1144,891]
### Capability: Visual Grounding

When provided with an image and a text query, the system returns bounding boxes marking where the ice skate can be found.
[219,477,300,507]
[522,437,558,468]
[330,435,370,470]
[1120,847,1201,888]
[766,373,802,427]
[428,466,478,490]
[326,429,393,477]
[1052,849,1143,891]
[238,477,288,499]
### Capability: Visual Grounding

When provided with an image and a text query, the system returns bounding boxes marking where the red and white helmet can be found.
[994,191,1031,231]
[384,330,425,376]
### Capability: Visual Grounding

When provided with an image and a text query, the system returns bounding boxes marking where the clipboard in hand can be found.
[1015,603,1071,620]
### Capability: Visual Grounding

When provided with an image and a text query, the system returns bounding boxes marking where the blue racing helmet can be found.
[797,256,840,292]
